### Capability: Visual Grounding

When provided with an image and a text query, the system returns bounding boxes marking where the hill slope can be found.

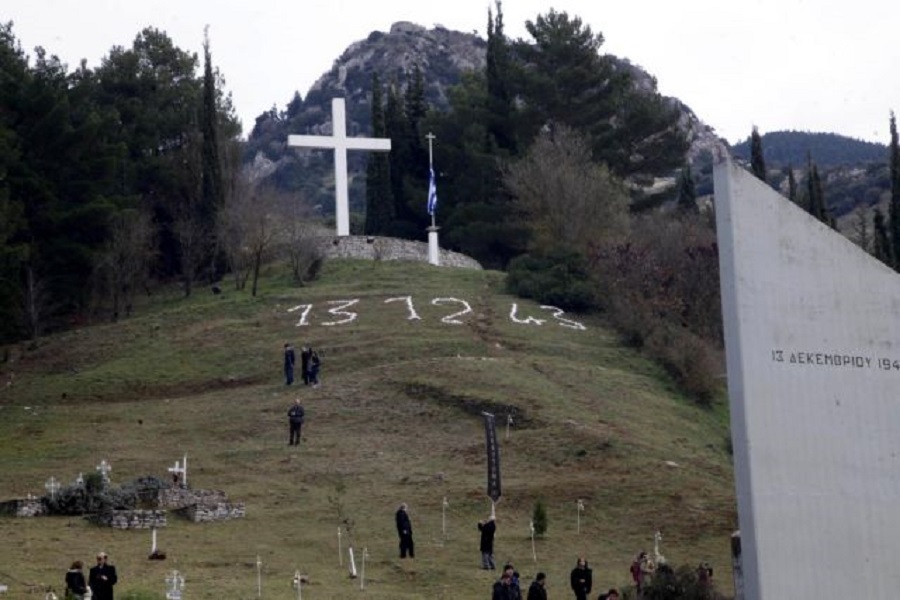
[0,260,736,598]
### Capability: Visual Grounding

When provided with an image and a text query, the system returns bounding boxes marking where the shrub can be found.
[507,249,597,311]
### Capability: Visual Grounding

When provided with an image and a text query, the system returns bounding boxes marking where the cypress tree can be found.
[787,165,798,204]
[889,112,900,269]
[486,0,517,153]
[874,208,892,265]
[365,73,393,235]
[750,126,766,182]
[200,28,224,279]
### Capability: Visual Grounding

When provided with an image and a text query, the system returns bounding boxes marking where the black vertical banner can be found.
[483,412,502,502]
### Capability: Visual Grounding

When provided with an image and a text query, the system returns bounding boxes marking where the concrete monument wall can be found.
[715,161,900,598]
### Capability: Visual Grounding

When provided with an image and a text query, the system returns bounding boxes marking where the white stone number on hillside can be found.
[541,305,586,330]
[285,297,585,330]
[322,299,360,326]
[287,303,313,327]
[432,297,473,325]
[385,296,422,320]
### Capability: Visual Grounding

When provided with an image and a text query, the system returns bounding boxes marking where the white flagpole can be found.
[530,520,537,563]
[427,132,436,229]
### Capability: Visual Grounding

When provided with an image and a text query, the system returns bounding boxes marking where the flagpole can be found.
[426,132,436,229]
[425,132,440,265]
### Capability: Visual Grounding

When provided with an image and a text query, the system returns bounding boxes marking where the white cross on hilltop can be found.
[288,98,391,237]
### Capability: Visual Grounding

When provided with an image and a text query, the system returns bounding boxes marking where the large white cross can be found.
[288,98,391,236]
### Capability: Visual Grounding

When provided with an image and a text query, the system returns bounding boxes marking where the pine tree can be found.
[364,73,393,235]
[889,111,900,269]
[750,126,766,182]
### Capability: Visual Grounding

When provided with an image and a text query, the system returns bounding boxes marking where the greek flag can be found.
[427,166,438,216]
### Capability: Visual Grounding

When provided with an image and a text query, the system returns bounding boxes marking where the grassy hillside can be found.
[0,260,736,599]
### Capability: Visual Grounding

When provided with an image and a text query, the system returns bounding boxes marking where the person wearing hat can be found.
[88,552,118,600]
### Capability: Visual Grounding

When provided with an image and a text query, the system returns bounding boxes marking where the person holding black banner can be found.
[478,515,497,569]
[395,502,415,558]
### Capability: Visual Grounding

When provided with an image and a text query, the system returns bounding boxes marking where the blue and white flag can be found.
[427,166,438,216]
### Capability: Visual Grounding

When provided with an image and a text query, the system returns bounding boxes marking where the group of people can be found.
[490,559,618,600]
[283,342,320,387]
[63,552,117,600]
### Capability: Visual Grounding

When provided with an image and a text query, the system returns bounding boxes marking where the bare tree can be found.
[503,124,629,255]
[94,209,156,321]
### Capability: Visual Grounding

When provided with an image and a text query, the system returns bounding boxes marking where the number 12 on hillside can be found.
[286,297,585,330]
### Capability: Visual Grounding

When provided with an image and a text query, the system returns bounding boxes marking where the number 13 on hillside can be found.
[287,296,586,330]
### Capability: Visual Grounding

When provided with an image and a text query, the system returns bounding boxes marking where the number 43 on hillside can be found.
[287,296,586,330]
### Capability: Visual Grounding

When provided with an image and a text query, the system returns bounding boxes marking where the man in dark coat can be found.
[284,343,296,385]
[88,552,118,600]
[569,556,592,600]
[395,502,415,558]
[526,572,548,600]
[300,346,312,385]
[287,398,305,445]
[478,515,497,569]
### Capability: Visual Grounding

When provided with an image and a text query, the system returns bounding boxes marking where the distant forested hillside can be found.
[732,131,887,167]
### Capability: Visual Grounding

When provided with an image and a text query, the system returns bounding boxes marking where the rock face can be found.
[244,21,723,201]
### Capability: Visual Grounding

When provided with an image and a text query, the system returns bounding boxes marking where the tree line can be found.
[0,23,326,344]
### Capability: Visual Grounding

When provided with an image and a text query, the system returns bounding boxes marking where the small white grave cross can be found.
[96,459,112,484]
[165,569,184,600]
[293,569,303,600]
[256,555,263,599]
[577,498,585,534]
[288,98,392,237]
[44,477,60,500]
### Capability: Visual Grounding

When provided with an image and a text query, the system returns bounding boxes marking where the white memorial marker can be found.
[337,527,343,566]
[714,160,900,598]
[576,499,585,534]
[165,569,184,600]
[442,496,449,538]
[44,477,60,500]
[288,98,391,237]
[96,460,112,485]
[292,570,303,600]
[360,547,368,590]
[255,555,262,599]
[74,472,84,487]
[529,520,537,563]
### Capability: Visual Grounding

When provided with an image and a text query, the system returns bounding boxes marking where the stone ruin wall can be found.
[318,235,482,269]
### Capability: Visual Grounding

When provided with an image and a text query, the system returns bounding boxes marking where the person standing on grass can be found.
[88,552,118,600]
[300,346,312,385]
[396,502,415,558]
[284,343,296,385]
[478,514,497,569]
[65,560,88,599]
[570,556,592,600]
[287,398,305,445]
[308,348,321,387]
[526,572,547,600]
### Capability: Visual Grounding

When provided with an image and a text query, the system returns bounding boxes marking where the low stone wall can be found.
[158,488,227,510]
[102,509,167,529]
[174,502,246,523]
[318,235,482,269]
[0,498,45,517]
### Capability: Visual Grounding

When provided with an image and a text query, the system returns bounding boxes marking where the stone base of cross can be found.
[288,98,391,237]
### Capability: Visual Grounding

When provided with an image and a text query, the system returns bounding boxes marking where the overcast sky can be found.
[6,0,899,145]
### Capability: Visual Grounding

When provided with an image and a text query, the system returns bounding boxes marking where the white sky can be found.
[6,0,899,145]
